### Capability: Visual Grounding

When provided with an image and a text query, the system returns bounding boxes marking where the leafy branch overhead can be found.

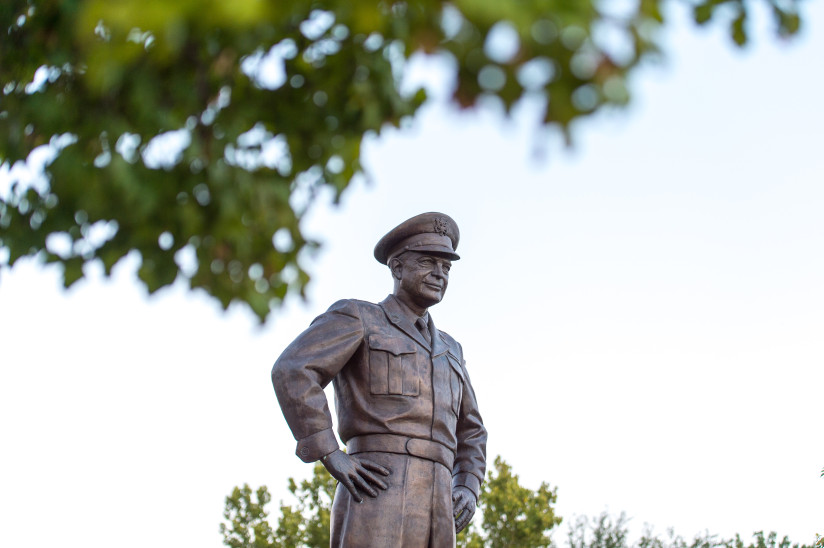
[0,0,804,321]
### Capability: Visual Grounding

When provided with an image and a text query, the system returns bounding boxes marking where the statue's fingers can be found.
[452,497,467,518]
[358,468,388,490]
[359,459,391,476]
[455,513,466,532]
[455,507,473,533]
[341,478,363,503]
[351,474,378,498]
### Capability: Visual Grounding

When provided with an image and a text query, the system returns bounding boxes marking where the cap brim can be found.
[391,245,459,261]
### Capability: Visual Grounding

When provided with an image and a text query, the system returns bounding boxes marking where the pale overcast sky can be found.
[1,3,822,547]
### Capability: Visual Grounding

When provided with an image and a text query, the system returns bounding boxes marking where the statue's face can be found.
[392,251,452,310]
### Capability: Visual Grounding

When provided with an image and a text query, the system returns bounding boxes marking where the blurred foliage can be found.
[571,513,813,548]
[273,462,335,548]
[0,0,805,321]
[221,457,814,548]
[458,455,561,547]
[220,461,335,548]
[220,484,276,548]
[724,532,814,548]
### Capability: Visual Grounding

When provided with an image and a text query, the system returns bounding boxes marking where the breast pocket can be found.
[368,335,420,396]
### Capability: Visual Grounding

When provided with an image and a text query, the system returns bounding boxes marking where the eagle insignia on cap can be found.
[433,217,449,236]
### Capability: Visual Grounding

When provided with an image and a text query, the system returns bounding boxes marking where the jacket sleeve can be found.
[451,343,487,500]
[271,299,364,462]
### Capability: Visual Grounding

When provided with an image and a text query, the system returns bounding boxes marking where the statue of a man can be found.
[272,212,487,547]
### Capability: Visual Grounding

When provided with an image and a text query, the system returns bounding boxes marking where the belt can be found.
[346,434,455,470]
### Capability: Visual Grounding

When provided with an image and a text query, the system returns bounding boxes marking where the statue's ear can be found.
[389,257,403,280]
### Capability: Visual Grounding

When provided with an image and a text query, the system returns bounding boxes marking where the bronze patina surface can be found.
[272,212,487,547]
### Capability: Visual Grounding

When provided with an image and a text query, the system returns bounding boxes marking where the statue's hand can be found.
[320,449,391,503]
[452,485,476,533]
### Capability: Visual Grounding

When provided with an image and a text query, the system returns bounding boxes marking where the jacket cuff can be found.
[295,428,339,463]
[452,472,481,500]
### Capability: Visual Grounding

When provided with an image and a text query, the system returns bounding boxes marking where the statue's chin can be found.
[415,293,443,309]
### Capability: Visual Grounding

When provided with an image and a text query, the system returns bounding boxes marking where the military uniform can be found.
[272,213,487,547]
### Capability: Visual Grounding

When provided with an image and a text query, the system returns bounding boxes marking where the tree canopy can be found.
[220,462,334,548]
[221,456,815,548]
[0,0,804,321]
[458,455,561,548]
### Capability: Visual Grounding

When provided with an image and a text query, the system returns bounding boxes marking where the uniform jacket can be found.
[272,295,487,497]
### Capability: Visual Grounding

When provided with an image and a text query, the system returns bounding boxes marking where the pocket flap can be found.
[446,352,466,382]
[369,334,416,356]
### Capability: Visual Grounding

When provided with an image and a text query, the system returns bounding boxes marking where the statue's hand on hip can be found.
[452,485,476,533]
[321,449,391,503]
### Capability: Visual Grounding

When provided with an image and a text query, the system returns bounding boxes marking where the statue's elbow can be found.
[271,358,289,390]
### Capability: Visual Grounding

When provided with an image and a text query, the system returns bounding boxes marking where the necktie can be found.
[416,317,431,345]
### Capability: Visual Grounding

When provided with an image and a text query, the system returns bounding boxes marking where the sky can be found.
[1,3,822,547]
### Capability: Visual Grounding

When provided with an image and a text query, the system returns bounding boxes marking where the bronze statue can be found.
[272,212,487,547]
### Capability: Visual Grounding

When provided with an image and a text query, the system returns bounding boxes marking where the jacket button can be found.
[300,447,308,457]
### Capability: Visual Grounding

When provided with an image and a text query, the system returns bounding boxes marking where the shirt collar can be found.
[390,294,429,326]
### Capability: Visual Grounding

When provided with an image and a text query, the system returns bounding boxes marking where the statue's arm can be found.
[451,348,487,532]
[452,364,487,492]
[271,299,363,462]
[272,299,392,501]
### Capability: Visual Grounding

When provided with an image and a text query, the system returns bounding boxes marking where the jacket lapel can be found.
[379,296,431,352]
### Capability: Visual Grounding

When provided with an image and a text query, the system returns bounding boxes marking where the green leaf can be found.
[63,257,84,288]
[693,3,714,25]
[731,11,748,47]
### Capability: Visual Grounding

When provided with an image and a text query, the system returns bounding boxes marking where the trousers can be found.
[330,452,456,548]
